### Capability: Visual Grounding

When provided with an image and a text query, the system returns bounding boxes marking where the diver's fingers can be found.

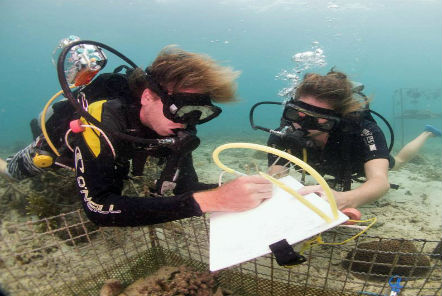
[245,174,274,184]
[252,183,274,193]
[255,192,273,200]
[297,185,324,197]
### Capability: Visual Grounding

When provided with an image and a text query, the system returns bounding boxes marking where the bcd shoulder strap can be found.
[74,70,133,104]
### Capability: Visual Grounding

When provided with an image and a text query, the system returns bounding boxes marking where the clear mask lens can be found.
[176,105,215,121]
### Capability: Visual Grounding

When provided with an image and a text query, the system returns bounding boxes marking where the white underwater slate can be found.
[209,175,349,271]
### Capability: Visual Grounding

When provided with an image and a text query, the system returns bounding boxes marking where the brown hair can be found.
[129,45,240,103]
[294,70,366,116]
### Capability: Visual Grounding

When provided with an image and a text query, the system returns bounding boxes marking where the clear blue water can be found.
[1,0,441,151]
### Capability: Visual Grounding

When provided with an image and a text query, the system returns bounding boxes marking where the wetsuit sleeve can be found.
[174,153,218,194]
[74,103,203,227]
[359,121,390,163]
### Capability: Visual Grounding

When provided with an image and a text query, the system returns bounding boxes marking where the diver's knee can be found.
[0,158,7,174]
[0,157,17,181]
[391,156,404,171]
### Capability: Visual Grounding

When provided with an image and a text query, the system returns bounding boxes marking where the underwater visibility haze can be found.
[1,1,442,295]
[0,0,441,150]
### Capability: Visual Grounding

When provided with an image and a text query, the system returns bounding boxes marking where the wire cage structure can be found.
[392,88,442,148]
[1,208,441,296]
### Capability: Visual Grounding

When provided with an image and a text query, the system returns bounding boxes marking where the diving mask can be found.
[164,92,222,125]
[283,101,340,132]
[143,72,222,125]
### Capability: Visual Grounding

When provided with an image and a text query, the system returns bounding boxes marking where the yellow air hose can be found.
[40,87,76,157]
[212,143,339,222]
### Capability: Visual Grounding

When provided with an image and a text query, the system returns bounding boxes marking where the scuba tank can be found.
[33,36,201,194]
[52,35,107,87]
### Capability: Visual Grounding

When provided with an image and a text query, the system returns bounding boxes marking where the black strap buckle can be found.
[269,239,306,267]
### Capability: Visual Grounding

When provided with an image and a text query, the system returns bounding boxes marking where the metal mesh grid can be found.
[0,209,441,296]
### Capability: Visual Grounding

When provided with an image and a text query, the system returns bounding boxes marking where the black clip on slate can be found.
[269,239,306,267]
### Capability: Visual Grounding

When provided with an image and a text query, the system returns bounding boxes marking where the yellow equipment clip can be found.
[32,151,54,168]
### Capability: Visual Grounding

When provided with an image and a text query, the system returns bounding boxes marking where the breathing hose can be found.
[212,143,339,222]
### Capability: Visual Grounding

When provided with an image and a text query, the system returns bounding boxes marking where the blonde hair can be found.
[294,70,366,116]
[130,45,240,103]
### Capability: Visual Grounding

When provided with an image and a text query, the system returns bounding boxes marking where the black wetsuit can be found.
[267,118,392,190]
[74,98,216,227]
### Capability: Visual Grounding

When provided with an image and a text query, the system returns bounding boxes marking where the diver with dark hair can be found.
[250,69,441,210]
[0,39,273,226]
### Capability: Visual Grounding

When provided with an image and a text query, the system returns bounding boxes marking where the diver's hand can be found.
[297,185,350,210]
[193,175,273,212]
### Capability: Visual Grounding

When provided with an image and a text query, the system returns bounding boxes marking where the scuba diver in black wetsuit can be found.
[0,38,273,227]
[249,70,441,210]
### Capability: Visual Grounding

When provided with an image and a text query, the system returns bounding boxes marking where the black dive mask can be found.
[249,100,341,149]
[144,72,222,126]
[283,101,341,132]
[162,92,222,125]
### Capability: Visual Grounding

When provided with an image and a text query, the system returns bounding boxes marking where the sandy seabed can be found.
[0,135,441,295]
